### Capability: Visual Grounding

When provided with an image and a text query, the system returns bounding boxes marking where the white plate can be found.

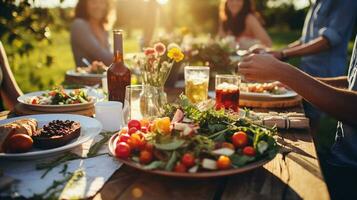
[66,69,105,78]
[17,89,95,110]
[0,114,102,160]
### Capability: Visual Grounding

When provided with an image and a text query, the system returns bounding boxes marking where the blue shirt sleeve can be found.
[319,0,357,47]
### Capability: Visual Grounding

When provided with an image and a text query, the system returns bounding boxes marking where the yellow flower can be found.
[167,47,184,62]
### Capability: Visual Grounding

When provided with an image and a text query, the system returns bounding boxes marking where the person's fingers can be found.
[242,53,255,62]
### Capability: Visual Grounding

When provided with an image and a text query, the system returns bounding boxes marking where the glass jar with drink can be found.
[215,74,241,112]
[184,66,210,104]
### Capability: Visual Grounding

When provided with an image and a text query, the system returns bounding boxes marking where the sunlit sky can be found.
[33,0,311,9]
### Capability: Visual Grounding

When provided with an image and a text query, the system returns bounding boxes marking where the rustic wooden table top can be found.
[93,88,330,200]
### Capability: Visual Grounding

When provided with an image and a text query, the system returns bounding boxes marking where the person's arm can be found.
[287,40,302,48]
[71,19,113,66]
[238,54,357,128]
[270,36,330,60]
[272,0,357,60]
[247,14,272,47]
[317,76,348,88]
[0,42,22,110]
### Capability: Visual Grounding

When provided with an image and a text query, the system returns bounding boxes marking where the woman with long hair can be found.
[71,0,115,66]
[219,0,272,49]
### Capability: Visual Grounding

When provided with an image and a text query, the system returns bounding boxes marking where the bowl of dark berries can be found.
[33,120,81,149]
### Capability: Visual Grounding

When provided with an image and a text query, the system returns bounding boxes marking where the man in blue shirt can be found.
[267,0,357,127]
[238,35,357,200]
[270,0,356,77]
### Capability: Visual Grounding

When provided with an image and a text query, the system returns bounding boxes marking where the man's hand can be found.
[238,54,285,82]
[267,50,283,60]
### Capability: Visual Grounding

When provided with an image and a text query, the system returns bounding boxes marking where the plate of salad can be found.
[108,95,278,178]
[18,87,96,112]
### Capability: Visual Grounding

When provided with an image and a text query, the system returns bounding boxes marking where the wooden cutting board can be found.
[14,103,94,117]
[239,96,302,108]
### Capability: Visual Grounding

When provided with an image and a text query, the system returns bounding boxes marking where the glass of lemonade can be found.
[215,74,241,112]
[184,66,210,103]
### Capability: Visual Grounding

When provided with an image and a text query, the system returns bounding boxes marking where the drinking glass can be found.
[122,85,160,125]
[215,74,241,112]
[184,66,210,103]
[95,101,123,131]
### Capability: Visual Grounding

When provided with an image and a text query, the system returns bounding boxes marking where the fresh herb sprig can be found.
[37,131,115,178]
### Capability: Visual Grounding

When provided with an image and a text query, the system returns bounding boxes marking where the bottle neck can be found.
[114,51,123,63]
[113,30,123,63]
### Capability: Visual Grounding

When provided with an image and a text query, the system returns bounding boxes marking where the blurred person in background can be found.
[218,0,272,50]
[258,0,357,126]
[71,0,116,67]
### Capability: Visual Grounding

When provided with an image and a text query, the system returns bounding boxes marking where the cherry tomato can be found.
[128,133,146,150]
[144,143,154,152]
[221,142,235,150]
[139,150,153,164]
[232,131,248,148]
[115,142,131,159]
[128,127,138,135]
[140,118,150,128]
[181,153,195,167]
[128,119,141,130]
[6,134,33,153]
[31,99,38,105]
[174,162,187,172]
[141,126,148,133]
[118,134,130,143]
[243,146,256,156]
[217,155,231,170]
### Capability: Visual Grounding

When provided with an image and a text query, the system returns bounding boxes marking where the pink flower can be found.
[144,47,155,56]
[154,42,166,55]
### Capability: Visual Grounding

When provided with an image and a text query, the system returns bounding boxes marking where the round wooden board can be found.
[239,95,302,108]
[14,103,94,117]
[65,74,103,86]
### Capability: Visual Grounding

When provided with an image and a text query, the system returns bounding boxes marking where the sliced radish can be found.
[172,109,184,123]
[202,158,218,170]
[212,148,235,156]
[188,165,199,173]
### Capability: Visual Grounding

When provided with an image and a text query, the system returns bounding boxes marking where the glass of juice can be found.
[184,66,210,103]
[215,74,241,112]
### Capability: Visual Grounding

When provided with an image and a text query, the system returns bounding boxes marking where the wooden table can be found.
[93,89,330,200]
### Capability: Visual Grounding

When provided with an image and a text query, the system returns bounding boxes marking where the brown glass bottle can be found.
[107,30,131,102]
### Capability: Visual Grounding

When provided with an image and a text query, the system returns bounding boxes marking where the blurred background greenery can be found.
[0,0,356,156]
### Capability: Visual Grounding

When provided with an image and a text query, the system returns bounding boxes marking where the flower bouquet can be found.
[135,42,185,106]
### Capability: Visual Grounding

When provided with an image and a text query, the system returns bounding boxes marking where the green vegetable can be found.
[143,161,164,170]
[154,138,185,150]
[165,151,178,171]
[230,155,255,167]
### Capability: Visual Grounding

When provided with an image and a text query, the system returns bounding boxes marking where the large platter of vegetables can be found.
[109,96,278,178]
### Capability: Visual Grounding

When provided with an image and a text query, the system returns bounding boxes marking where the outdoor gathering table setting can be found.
[90,88,330,200]
[0,87,330,200]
